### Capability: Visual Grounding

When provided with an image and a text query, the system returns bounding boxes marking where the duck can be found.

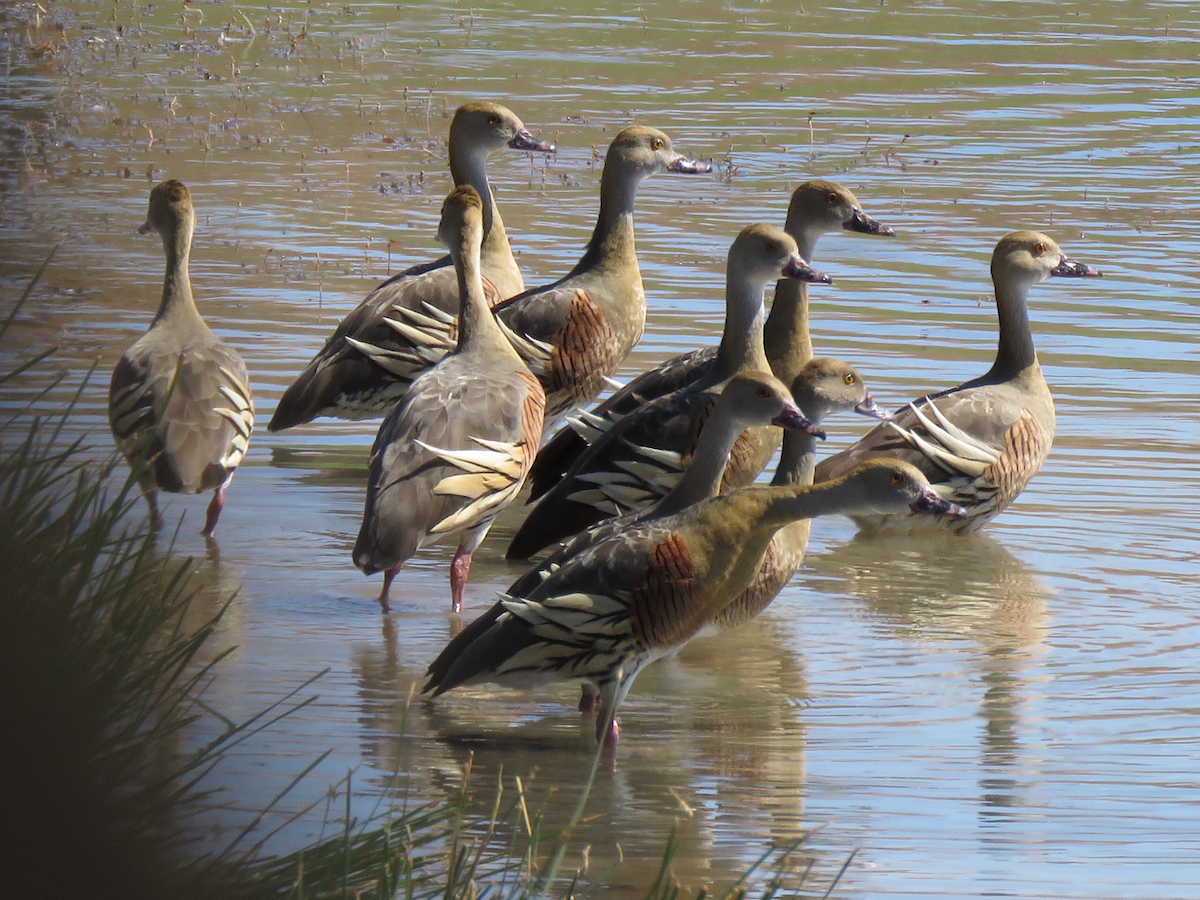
[505,223,829,560]
[424,457,966,751]
[813,230,1101,532]
[108,179,255,537]
[371,125,712,434]
[268,101,554,431]
[707,358,889,633]
[425,370,821,696]
[352,186,546,613]
[525,178,893,499]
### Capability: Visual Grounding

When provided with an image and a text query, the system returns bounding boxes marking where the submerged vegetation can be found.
[1,256,845,899]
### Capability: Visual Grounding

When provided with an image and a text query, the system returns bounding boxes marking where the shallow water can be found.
[2,0,1200,896]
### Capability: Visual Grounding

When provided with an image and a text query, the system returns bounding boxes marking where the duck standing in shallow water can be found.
[814,230,1101,532]
[268,101,554,431]
[353,186,546,613]
[425,458,965,751]
[108,180,255,537]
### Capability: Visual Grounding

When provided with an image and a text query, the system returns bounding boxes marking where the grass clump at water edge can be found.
[0,252,849,899]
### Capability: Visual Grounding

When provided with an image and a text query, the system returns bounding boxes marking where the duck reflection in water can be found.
[805,529,1049,816]
[349,600,818,893]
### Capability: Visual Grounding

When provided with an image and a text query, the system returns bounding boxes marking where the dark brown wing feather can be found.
[506,389,719,559]
[269,260,504,429]
[527,346,718,500]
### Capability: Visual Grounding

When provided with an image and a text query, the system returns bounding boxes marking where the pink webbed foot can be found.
[449,545,473,613]
[202,486,225,537]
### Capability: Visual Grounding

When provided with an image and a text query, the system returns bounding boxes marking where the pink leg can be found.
[594,698,620,751]
[449,545,473,613]
[379,567,399,613]
[202,486,225,537]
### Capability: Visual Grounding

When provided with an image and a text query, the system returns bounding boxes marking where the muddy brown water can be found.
[2,1,1199,896]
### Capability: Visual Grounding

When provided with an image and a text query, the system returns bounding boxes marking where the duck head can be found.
[843,458,969,519]
[728,223,831,290]
[450,100,555,156]
[784,179,895,257]
[138,179,193,238]
[992,230,1102,291]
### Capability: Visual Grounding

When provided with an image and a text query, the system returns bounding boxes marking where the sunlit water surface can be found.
[2,1,1199,896]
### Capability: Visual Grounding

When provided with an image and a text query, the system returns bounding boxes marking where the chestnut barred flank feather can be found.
[627,532,704,647]
[983,410,1051,512]
[544,289,623,418]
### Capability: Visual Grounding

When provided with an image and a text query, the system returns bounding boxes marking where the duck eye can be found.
[843,373,856,385]
[1034,241,1047,255]
[756,386,771,399]
[890,470,905,485]
[765,241,778,253]
[488,114,501,125]
[827,193,839,205]
[651,138,665,150]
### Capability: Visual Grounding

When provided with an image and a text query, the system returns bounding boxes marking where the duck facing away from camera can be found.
[108,179,254,537]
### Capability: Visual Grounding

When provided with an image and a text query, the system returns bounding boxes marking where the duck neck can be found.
[449,147,498,235]
[678,492,789,617]
[770,429,819,489]
[766,428,819,556]
[764,279,811,383]
[983,275,1037,383]
[153,215,202,328]
[654,405,747,517]
[571,164,644,276]
[765,218,820,383]
[450,148,519,288]
[454,234,514,358]
[714,272,770,378]
[680,487,817,613]
[752,476,865,534]
[684,475,864,611]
